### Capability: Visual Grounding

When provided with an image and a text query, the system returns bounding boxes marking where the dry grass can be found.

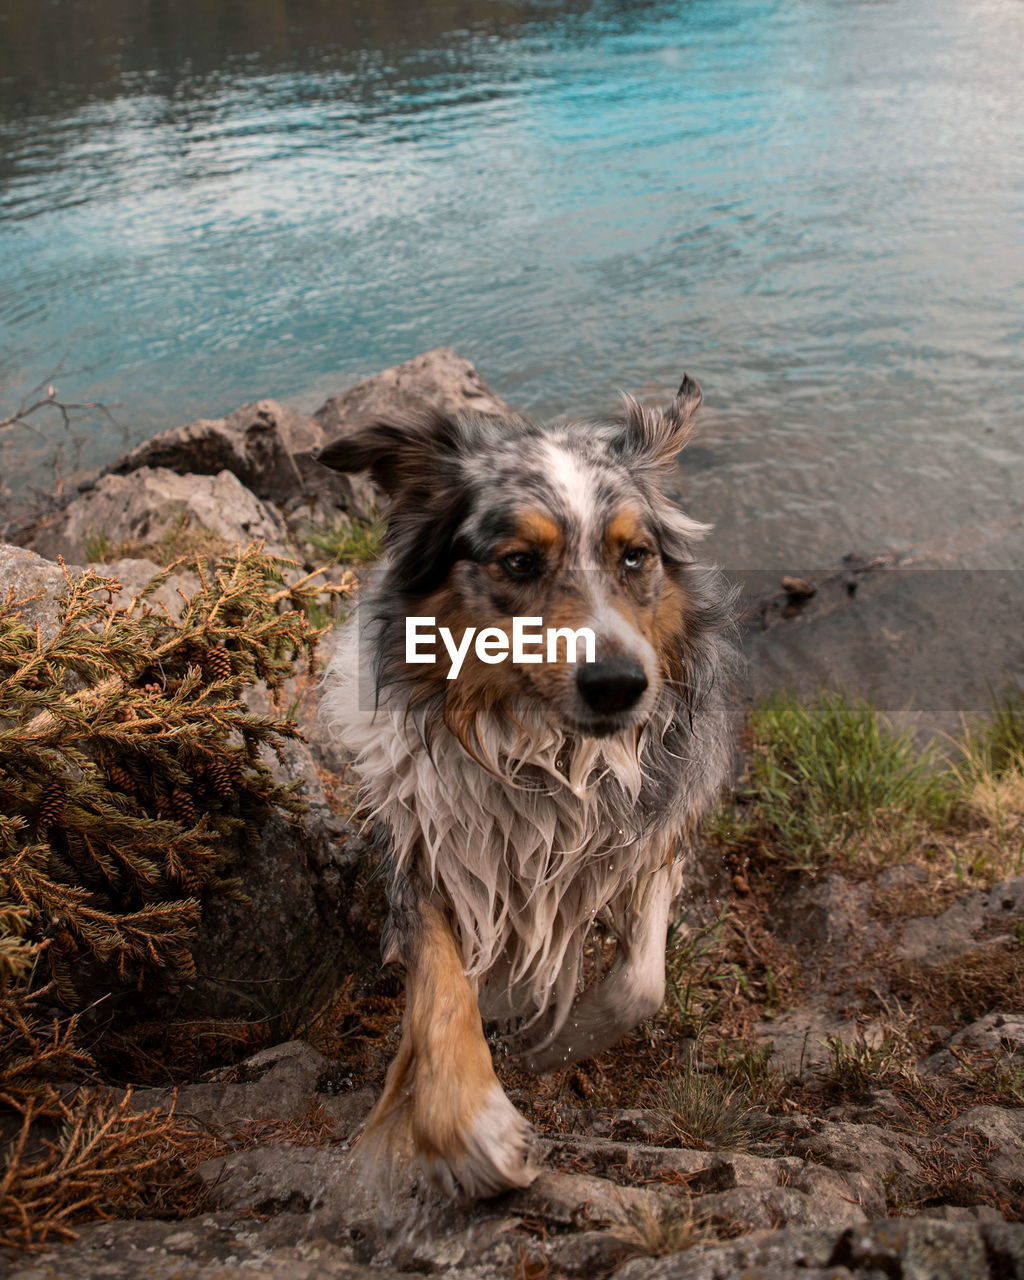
[947,766,1024,887]
[649,1068,775,1152]
[101,1017,273,1086]
[0,988,94,1103]
[662,888,802,1050]
[663,908,737,1039]
[0,1088,213,1251]
[908,1131,1020,1220]
[889,943,1023,1030]
[616,1201,708,1259]
[870,878,964,922]
[956,1051,1024,1106]
[304,972,403,1079]
[83,512,234,566]
[227,1101,348,1148]
[815,1028,925,1098]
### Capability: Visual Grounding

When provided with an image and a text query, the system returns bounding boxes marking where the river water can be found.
[1,0,1021,567]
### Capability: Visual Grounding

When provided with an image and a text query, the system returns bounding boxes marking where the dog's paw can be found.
[420,1080,537,1201]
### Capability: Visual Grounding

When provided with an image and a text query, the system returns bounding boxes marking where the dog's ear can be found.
[315,410,465,497]
[613,374,703,469]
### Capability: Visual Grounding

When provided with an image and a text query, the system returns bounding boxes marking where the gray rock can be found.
[106,400,322,504]
[17,1214,1024,1280]
[837,1218,990,1280]
[586,1108,674,1142]
[133,1041,373,1136]
[982,1220,1024,1278]
[535,1135,880,1237]
[753,996,882,1078]
[308,348,514,534]
[290,449,381,527]
[613,1217,1024,1280]
[196,1143,412,1261]
[2,1212,401,1279]
[28,467,291,563]
[770,874,875,949]
[546,1230,639,1274]
[940,1106,1024,1192]
[543,1132,881,1218]
[922,1011,1024,1078]
[199,1144,365,1216]
[543,1133,745,1192]
[874,863,930,893]
[172,802,369,1024]
[511,1170,672,1228]
[777,1119,926,1182]
[947,1012,1024,1059]
[314,347,513,442]
[612,1224,842,1279]
[898,877,1024,963]
[0,542,81,634]
[922,1205,1009,1225]
[740,559,1024,738]
[381,1216,521,1273]
[693,1183,868,1234]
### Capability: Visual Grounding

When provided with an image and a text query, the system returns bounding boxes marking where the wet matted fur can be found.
[318,375,735,1199]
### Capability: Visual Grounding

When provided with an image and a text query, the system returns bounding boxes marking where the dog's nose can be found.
[576,658,648,715]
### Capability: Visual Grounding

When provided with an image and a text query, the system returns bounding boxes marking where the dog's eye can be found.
[502,552,540,579]
[622,547,650,571]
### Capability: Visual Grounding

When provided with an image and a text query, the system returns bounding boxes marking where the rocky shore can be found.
[2,350,1022,1278]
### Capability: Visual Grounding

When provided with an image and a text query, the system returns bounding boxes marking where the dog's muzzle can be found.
[575,657,648,715]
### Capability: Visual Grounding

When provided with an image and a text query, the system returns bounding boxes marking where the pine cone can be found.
[207,647,233,681]
[207,759,235,799]
[108,763,136,793]
[171,786,196,824]
[38,781,67,826]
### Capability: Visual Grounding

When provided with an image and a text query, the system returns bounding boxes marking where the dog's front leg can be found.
[522,861,680,1073]
[356,896,536,1200]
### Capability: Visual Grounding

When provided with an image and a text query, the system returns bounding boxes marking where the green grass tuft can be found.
[818,1031,922,1095]
[664,907,744,1038]
[307,515,384,566]
[83,529,112,562]
[734,691,949,871]
[977,683,1024,778]
[651,1066,774,1151]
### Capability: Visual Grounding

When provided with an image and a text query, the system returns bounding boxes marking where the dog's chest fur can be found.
[323,621,729,1038]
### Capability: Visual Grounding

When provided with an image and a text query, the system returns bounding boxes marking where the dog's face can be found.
[317,378,709,744]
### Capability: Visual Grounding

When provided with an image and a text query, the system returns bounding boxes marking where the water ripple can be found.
[0,0,1022,564]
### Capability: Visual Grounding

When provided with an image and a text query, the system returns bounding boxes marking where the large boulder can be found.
[305,349,515,531]
[87,351,512,530]
[306,347,515,528]
[313,346,514,441]
[0,543,79,633]
[27,467,291,563]
[174,737,372,1024]
[105,400,321,504]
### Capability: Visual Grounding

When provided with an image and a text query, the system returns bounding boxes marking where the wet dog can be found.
[318,376,734,1198]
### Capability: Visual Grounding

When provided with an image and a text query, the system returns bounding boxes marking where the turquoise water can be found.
[1,0,1022,564]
